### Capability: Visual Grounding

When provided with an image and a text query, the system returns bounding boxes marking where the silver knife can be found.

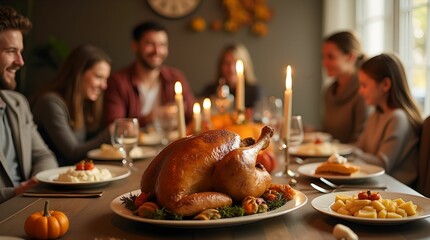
[23,191,104,198]
[335,185,387,190]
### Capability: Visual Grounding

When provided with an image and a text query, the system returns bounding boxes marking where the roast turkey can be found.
[140,126,274,216]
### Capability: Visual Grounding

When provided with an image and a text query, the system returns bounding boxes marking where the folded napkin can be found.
[23,191,104,198]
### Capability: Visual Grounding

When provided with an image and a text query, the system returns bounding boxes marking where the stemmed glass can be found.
[289,116,304,147]
[111,118,139,170]
[154,103,178,146]
[254,96,283,144]
[276,115,304,178]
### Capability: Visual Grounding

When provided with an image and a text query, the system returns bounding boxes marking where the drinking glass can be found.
[289,116,304,147]
[276,115,304,178]
[154,103,178,145]
[254,96,283,144]
[112,118,139,170]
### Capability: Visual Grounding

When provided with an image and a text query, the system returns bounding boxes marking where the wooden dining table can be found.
[0,149,429,240]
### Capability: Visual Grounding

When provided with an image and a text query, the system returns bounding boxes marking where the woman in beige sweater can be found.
[322,31,369,143]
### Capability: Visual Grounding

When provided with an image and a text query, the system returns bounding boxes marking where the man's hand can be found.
[15,177,39,195]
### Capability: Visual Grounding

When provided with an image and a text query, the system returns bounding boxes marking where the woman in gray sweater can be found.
[32,45,112,166]
[354,53,422,186]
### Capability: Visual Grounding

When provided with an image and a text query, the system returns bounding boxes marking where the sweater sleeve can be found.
[354,111,410,172]
[33,94,110,165]
[0,187,16,204]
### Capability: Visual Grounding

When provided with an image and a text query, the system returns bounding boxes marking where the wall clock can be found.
[146,0,202,19]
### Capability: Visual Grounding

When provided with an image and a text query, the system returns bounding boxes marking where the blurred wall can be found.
[1,0,324,127]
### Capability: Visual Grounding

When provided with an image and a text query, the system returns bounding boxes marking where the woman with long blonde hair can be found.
[200,43,262,109]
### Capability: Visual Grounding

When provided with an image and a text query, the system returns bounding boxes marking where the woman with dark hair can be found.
[354,53,422,186]
[32,44,112,166]
[321,31,369,143]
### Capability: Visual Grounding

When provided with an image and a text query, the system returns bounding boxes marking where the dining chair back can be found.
[417,115,430,197]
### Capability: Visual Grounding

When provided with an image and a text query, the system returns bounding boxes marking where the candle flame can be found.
[236,60,244,78]
[285,65,292,90]
[203,98,211,110]
[175,81,183,94]
[193,102,201,114]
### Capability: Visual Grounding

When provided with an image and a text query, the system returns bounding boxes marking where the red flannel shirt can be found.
[103,63,195,127]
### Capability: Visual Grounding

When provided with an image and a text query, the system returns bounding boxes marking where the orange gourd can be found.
[210,113,234,130]
[257,151,276,173]
[24,200,69,239]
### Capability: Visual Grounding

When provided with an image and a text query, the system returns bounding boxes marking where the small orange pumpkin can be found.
[256,151,276,173]
[24,200,69,239]
[210,113,234,130]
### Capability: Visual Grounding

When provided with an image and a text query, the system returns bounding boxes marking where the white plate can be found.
[311,191,430,225]
[303,132,332,143]
[35,164,131,187]
[297,162,385,180]
[139,131,179,145]
[139,132,163,145]
[87,146,158,161]
[110,189,308,228]
[289,143,353,158]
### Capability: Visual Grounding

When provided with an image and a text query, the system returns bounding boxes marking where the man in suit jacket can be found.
[0,6,57,204]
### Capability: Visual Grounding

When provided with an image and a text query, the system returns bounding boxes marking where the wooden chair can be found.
[417,116,430,197]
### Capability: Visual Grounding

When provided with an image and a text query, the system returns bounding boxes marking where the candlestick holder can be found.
[282,138,290,176]
[277,138,296,178]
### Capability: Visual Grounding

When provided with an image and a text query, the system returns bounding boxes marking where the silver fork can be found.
[310,183,371,194]
[310,183,337,193]
[319,177,387,190]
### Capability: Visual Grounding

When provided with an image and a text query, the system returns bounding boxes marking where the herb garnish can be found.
[218,205,245,218]
[266,193,287,210]
[120,193,138,211]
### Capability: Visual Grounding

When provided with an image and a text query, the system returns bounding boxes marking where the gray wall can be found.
[4,0,324,127]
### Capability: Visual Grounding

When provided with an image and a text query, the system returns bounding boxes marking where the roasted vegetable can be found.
[194,209,222,220]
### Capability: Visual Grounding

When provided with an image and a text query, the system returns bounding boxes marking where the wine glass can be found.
[112,118,139,170]
[276,115,304,178]
[154,103,178,145]
[289,116,304,147]
[254,96,283,144]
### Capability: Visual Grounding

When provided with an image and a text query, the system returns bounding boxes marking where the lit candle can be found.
[193,102,201,133]
[175,81,186,138]
[284,65,292,142]
[235,59,244,111]
[203,98,211,122]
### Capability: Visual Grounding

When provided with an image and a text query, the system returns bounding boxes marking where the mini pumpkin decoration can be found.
[24,200,69,239]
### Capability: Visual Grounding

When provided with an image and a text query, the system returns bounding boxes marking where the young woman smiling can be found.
[354,53,423,186]
[32,44,112,166]
[321,31,369,143]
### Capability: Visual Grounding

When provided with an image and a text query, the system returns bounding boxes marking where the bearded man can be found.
[103,21,195,128]
[0,6,57,204]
